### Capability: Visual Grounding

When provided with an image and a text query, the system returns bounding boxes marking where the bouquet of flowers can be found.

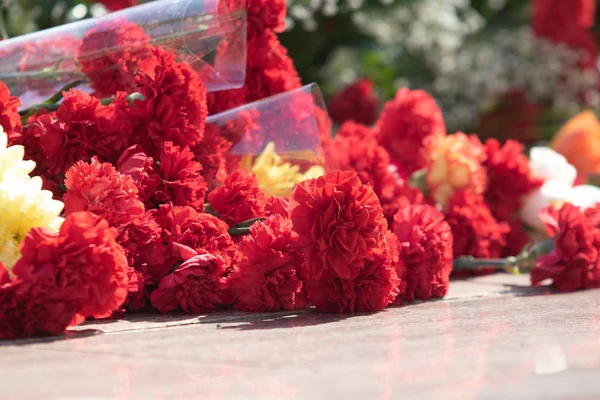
[2,0,600,342]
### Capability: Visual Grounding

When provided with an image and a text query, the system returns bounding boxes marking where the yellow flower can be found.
[242,142,325,197]
[424,132,487,208]
[0,127,64,270]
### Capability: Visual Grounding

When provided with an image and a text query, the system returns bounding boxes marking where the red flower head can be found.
[484,139,543,221]
[0,270,81,340]
[247,0,287,37]
[445,190,510,260]
[192,122,236,188]
[328,78,379,126]
[78,21,154,97]
[24,89,132,180]
[375,88,446,174]
[380,179,426,228]
[150,252,231,313]
[116,212,169,285]
[116,145,160,206]
[12,212,129,322]
[152,142,207,211]
[307,248,400,313]
[289,170,388,280]
[99,0,139,11]
[154,205,237,267]
[64,157,145,227]
[266,196,290,217]
[230,215,307,312]
[0,81,22,145]
[208,170,267,226]
[131,46,207,156]
[533,0,597,69]
[393,204,453,302]
[326,122,405,207]
[531,203,600,291]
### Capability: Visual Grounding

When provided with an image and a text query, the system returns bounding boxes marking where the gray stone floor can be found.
[3,274,600,399]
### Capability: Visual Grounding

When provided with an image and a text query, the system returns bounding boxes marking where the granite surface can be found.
[2,274,600,399]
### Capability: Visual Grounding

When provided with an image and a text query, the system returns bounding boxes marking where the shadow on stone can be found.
[216,309,366,331]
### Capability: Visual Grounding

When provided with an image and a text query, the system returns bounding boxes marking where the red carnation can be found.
[131,46,207,156]
[307,249,400,313]
[99,0,139,11]
[247,0,287,37]
[266,196,289,217]
[152,142,207,211]
[64,157,145,227]
[24,89,132,180]
[12,212,129,322]
[380,179,426,228]
[79,21,154,97]
[208,32,301,114]
[0,270,81,340]
[192,123,234,187]
[375,88,446,174]
[0,81,22,145]
[208,170,267,225]
[484,139,543,221]
[117,212,169,284]
[445,190,509,259]
[289,170,388,280]
[504,218,531,257]
[328,78,379,126]
[326,122,399,201]
[150,251,231,313]
[531,203,600,291]
[230,215,307,312]
[533,0,597,69]
[393,205,453,302]
[116,145,160,206]
[154,205,237,267]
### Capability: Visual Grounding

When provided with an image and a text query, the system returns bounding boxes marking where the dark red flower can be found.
[64,157,145,227]
[375,88,446,174]
[393,205,453,302]
[0,81,22,145]
[98,0,139,11]
[154,205,237,267]
[230,215,307,312]
[445,190,510,259]
[24,89,132,180]
[531,203,600,291]
[150,251,232,313]
[328,78,379,126]
[12,212,129,322]
[153,142,207,211]
[131,46,207,156]
[79,20,154,97]
[0,269,81,340]
[208,170,267,225]
[477,90,542,145]
[533,0,597,69]
[116,145,160,206]
[192,123,234,188]
[504,218,531,257]
[289,170,388,280]
[484,138,543,221]
[380,179,426,228]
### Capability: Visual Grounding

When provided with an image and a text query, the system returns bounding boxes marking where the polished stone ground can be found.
[3,274,600,399]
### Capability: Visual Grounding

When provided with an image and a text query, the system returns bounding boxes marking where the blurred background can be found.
[3,0,600,144]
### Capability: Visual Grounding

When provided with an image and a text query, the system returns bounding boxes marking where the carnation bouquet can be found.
[2,0,600,341]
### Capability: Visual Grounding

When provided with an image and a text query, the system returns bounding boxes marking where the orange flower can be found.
[551,111,600,177]
[424,132,487,208]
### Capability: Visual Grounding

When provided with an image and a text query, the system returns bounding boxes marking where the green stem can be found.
[227,218,265,237]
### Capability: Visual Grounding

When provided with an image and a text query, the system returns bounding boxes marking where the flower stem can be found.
[228,218,265,237]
